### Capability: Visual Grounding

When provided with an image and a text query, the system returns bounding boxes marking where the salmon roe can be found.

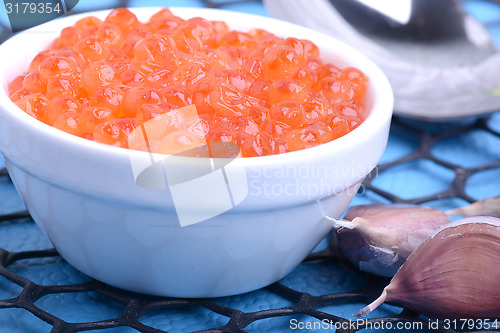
[9,8,368,157]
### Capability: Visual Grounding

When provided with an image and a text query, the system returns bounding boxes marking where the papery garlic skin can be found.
[330,204,450,277]
[357,216,500,319]
[446,195,500,218]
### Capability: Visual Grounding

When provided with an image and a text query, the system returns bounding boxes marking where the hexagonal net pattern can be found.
[1,1,500,332]
[364,116,500,206]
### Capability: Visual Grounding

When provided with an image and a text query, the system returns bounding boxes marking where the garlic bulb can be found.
[446,195,500,218]
[356,216,500,319]
[328,204,450,277]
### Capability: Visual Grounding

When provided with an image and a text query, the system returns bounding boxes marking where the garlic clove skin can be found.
[356,216,500,319]
[344,204,450,259]
[330,204,450,277]
[446,195,500,218]
[330,219,404,277]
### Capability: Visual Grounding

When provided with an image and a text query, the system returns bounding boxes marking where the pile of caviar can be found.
[8,8,368,157]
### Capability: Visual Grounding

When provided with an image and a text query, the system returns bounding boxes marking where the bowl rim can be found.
[0,6,393,169]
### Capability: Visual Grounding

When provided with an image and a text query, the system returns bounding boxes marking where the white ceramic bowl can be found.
[0,8,393,297]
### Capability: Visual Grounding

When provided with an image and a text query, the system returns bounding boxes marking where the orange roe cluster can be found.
[8,8,368,157]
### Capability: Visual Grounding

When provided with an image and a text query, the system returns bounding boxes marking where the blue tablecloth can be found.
[0,1,499,332]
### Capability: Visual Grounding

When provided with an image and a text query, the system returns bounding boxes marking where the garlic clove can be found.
[329,204,450,277]
[356,216,500,319]
[446,195,500,218]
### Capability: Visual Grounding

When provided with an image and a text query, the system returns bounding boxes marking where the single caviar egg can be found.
[53,111,82,137]
[80,106,115,136]
[23,72,46,94]
[81,62,119,94]
[45,96,80,125]
[38,56,78,83]
[9,7,368,157]
[9,75,25,95]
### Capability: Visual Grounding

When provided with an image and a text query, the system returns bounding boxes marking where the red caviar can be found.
[9,8,368,157]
